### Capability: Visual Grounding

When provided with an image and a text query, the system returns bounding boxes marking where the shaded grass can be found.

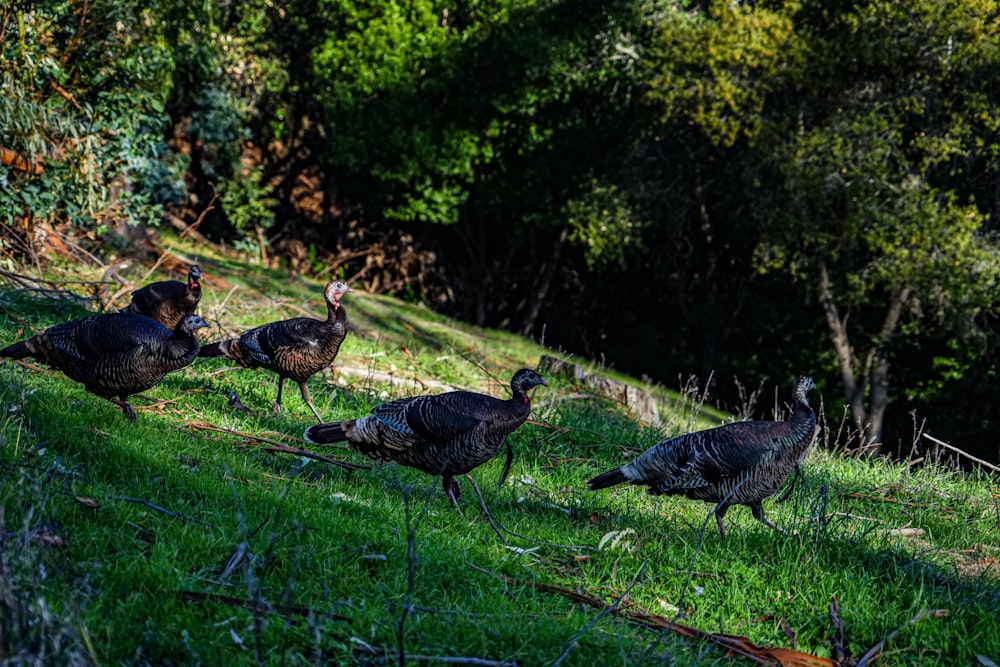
[0,250,998,666]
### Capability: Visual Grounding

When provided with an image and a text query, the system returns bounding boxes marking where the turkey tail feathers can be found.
[198,341,224,357]
[0,341,33,359]
[587,468,628,490]
[304,421,352,444]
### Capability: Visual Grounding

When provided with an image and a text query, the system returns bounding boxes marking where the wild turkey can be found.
[588,375,817,536]
[198,281,352,422]
[303,368,547,505]
[121,264,203,331]
[0,313,209,422]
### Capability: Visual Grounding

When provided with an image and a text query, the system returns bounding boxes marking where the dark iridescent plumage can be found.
[198,281,352,421]
[588,376,817,536]
[303,369,547,505]
[121,264,203,331]
[0,313,209,422]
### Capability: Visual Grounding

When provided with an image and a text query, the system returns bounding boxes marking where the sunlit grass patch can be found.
[0,250,998,665]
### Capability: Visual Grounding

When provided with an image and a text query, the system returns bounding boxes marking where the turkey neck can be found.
[325,297,347,325]
[163,325,202,360]
[784,393,817,454]
[510,381,533,406]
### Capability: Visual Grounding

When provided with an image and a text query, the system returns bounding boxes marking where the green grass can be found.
[1,248,998,666]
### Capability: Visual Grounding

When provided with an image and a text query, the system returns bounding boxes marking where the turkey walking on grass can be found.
[588,375,817,536]
[198,281,352,422]
[121,264,203,331]
[1,313,209,422]
[303,369,547,506]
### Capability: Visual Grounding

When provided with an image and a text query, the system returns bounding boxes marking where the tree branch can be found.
[865,286,912,447]
[818,262,867,428]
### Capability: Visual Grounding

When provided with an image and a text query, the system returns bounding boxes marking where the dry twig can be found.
[115,496,213,527]
[469,564,837,667]
[829,596,849,666]
[466,475,588,551]
[921,434,1000,474]
[184,420,369,470]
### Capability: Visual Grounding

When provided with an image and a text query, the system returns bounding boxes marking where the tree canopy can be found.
[2,0,999,459]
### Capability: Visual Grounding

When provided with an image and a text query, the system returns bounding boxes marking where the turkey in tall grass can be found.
[1,313,209,422]
[303,369,547,506]
[588,375,817,536]
[198,280,352,421]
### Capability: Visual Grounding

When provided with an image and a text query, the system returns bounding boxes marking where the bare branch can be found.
[818,263,866,429]
[921,434,1000,473]
[184,420,369,470]
[115,496,213,527]
[465,476,588,551]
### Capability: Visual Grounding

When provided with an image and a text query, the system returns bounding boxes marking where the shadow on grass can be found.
[2,296,998,665]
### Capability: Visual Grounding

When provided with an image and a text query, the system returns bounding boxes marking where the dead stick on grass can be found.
[184,420,370,471]
[469,563,835,667]
[115,496,213,527]
[854,609,949,667]
[921,434,1000,473]
[829,596,849,666]
[465,476,588,551]
[548,562,648,667]
[98,260,130,308]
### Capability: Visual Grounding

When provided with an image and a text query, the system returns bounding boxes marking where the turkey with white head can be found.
[198,280,352,421]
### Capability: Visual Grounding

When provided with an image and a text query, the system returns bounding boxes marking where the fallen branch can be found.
[183,420,370,470]
[98,260,131,308]
[181,193,217,239]
[469,563,835,667]
[0,268,107,289]
[828,596,849,666]
[331,365,456,394]
[921,434,1000,474]
[115,496,213,527]
[178,590,351,623]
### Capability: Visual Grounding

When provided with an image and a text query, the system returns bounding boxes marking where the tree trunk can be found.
[520,228,567,337]
[817,262,911,455]
[866,282,912,452]
[817,263,869,438]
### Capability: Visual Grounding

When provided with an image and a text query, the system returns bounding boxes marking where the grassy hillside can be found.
[1,245,998,666]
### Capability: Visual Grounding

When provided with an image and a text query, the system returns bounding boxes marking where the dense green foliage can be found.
[1,260,999,665]
[2,0,999,458]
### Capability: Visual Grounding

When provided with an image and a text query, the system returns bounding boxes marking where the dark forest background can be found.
[2,0,999,461]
